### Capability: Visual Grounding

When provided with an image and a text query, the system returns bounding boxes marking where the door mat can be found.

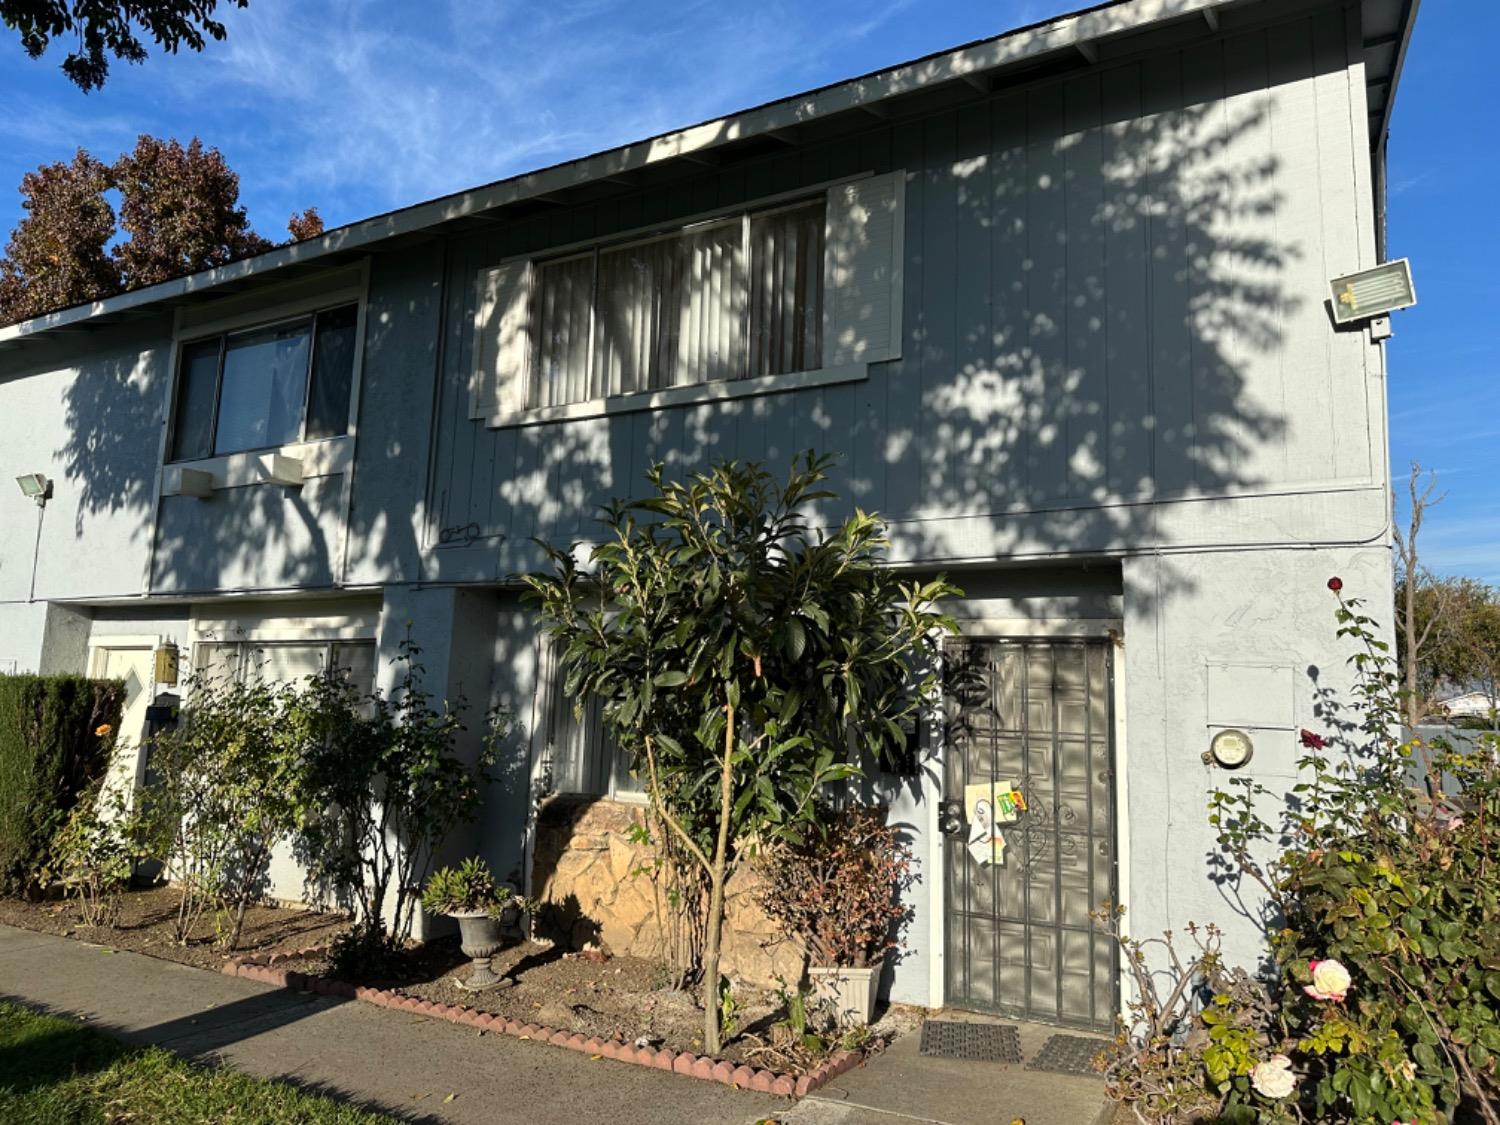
[1024,1033,1108,1077]
[918,1020,1022,1062]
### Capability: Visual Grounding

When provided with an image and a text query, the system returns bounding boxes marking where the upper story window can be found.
[469,171,905,426]
[170,303,359,462]
[527,199,825,410]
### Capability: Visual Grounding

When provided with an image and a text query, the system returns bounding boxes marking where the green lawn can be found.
[0,1000,393,1124]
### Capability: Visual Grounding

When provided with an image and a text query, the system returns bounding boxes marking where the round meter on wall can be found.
[1206,728,1254,770]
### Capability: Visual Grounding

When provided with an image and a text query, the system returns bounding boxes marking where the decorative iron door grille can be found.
[941,637,1119,1032]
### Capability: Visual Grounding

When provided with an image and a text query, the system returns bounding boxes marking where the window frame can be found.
[533,635,646,804]
[167,301,362,465]
[476,171,887,430]
[191,637,378,691]
[526,196,823,411]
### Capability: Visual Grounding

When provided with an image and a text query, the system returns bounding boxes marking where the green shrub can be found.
[45,782,150,928]
[135,666,300,950]
[0,674,125,895]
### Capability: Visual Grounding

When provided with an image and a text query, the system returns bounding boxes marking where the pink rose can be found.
[1302,958,1351,1002]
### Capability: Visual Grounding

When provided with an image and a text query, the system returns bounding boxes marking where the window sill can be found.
[162,436,351,497]
[485,363,868,430]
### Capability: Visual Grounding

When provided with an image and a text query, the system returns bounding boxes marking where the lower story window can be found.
[195,639,376,691]
[538,641,644,800]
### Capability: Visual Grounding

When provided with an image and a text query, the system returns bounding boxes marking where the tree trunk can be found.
[229,891,249,951]
[700,700,737,1057]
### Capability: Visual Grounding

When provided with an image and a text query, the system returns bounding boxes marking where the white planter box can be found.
[808,961,882,1026]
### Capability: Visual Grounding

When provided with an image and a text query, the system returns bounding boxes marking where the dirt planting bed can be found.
[266,936,919,1074]
[0,886,350,972]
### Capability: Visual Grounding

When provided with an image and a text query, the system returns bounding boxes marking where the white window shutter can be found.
[822,171,905,368]
[470,261,532,420]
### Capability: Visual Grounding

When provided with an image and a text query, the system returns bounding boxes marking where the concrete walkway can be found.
[0,923,1111,1124]
[784,1016,1112,1125]
[0,924,778,1124]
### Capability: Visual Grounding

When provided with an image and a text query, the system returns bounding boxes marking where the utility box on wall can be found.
[1206,662,1296,731]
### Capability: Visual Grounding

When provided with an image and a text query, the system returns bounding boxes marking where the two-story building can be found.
[0,0,1417,1032]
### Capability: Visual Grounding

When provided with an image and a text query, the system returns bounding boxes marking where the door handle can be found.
[939,798,965,837]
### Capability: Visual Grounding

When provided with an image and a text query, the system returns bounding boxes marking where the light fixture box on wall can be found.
[1329,258,1416,326]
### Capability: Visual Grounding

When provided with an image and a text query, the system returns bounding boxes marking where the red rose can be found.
[1327,577,1343,592]
[1299,729,1328,749]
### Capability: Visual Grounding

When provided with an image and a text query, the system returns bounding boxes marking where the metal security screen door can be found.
[942,637,1119,1031]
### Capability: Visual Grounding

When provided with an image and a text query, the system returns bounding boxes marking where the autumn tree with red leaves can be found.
[111,135,271,287]
[0,135,321,325]
[285,206,324,242]
[0,150,120,324]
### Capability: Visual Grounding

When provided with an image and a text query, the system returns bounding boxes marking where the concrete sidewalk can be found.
[0,923,1111,1124]
[0,924,778,1124]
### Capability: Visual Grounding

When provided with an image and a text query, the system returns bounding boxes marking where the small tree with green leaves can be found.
[286,639,509,977]
[523,452,959,1055]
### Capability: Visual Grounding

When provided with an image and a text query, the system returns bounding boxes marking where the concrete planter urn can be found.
[451,909,505,991]
[808,960,882,1026]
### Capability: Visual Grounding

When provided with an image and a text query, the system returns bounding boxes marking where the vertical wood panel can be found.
[1265,19,1330,486]
[919,111,958,514]
[850,125,895,510]
[882,118,925,518]
[944,100,994,514]
[1063,74,1106,503]
[989,90,1030,503]
[1179,40,1227,493]
[1221,29,1286,489]
[1025,84,1069,501]
[1100,64,1153,497]
[1311,7,1372,482]
[1141,53,1194,495]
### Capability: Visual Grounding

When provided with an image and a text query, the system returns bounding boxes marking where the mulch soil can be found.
[270,936,920,1072]
[0,886,350,972]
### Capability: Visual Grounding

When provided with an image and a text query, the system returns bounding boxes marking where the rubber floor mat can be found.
[918,1020,1022,1062]
[1025,1033,1108,1077]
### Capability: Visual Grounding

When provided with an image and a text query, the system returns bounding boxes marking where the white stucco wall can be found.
[1122,544,1394,972]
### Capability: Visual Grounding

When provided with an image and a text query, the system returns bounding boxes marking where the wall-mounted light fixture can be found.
[1329,258,1417,326]
[15,473,51,506]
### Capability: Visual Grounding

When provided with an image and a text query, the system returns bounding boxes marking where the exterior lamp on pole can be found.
[15,473,51,507]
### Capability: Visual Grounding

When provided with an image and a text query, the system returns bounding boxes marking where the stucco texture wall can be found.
[1121,544,1395,971]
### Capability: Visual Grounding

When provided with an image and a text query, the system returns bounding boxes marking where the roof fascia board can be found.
[1,0,1236,344]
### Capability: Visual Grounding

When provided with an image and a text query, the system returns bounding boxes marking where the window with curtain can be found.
[195,640,376,693]
[537,640,644,799]
[170,303,360,462]
[527,198,825,411]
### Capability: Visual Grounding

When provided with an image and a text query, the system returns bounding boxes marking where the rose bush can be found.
[1103,582,1500,1124]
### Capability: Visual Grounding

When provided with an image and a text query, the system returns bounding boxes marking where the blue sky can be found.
[0,0,1490,581]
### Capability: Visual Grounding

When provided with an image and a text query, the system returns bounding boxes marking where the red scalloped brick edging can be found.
[220,951,861,1097]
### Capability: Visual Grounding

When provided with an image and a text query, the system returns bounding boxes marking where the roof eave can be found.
[0,0,1308,347]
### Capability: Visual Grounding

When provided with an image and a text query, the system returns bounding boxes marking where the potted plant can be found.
[756,801,914,1025]
[421,857,529,991]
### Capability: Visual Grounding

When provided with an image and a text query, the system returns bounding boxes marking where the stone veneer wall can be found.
[531,796,805,990]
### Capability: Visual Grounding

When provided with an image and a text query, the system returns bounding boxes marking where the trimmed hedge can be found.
[0,675,126,896]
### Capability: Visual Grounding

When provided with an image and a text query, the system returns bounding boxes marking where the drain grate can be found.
[1025,1034,1108,1077]
[919,1020,1022,1062]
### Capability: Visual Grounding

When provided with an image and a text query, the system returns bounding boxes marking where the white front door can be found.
[92,646,156,798]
